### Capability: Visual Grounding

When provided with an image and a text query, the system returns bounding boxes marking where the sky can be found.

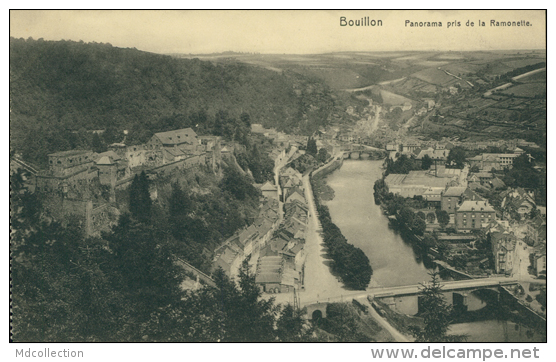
[10,10,546,54]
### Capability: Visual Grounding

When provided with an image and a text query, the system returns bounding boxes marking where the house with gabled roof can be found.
[527,215,547,246]
[149,128,198,148]
[285,199,309,214]
[259,180,278,200]
[487,177,506,190]
[441,186,467,214]
[455,200,496,232]
[212,243,243,277]
[501,188,536,217]
[468,153,521,171]
[285,187,306,204]
[279,167,301,186]
[491,230,517,275]
[532,243,546,277]
[442,186,485,214]
[254,255,300,293]
[416,147,449,162]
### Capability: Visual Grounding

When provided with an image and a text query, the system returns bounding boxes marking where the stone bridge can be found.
[303,278,517,319]
[373,278,517,316]
[340,144,387,160]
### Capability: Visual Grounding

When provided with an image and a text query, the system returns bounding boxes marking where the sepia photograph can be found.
[9,9,547,351]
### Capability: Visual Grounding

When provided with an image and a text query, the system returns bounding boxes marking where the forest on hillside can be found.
[11,168,315,342]
[10,37,335,166]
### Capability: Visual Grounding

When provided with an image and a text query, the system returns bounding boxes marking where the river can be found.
[322,160,545,342]
[324,159,434,287]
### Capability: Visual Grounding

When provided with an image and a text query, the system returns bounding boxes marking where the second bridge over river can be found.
[340,143,387,160]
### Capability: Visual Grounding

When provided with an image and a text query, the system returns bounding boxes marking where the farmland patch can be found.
[515,69,546,83]
[411,68,454,85]
[500,83,546,98]
[380,90,414,105]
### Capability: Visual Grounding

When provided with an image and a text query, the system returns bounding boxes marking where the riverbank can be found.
[310,157,343,201]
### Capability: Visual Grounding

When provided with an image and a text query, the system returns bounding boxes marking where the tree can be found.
[436,240,449,258]
[535,288,547,309]
[220,166,259,201]
[245,144,274,183]
[306,137,318,157]
[103,125,120,145]
[207,260,278,341]
[412,218,426,236]
[91,132,106,153]
[447,147,467,169]
[323,303,371,341]
[529,206,540,219]
[426,212,436,224]
[317,147,329,164]
[106,215,185,337]
[409,272,466,342]
[389,107,403,121]
[398,207,414,226]
[386,154,420,174]
[276,305,313,341]
[436,210,450,229]
[421,154,433,170]
[422,234,437,248]
[168,182,194,241]
[503,154,539,189]
[10,169,42,241]
[240,112,251,129]
[129,171,152,223]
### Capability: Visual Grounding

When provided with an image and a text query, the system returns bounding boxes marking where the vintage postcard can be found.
[9,9,546,354]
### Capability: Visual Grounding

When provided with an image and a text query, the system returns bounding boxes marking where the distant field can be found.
[501,58,546,69]
[362,52,415,58]
[380,90,413,105]
[414,83,438,93]
[483,63,515,77]
[295,68,364,89]
[431,53,465,60]
[467,98,497,109]
[414,61,451,67]
[411,68,454,85]
[500,83,546,98]
[515,69,546,83]
[388,78,437,95]
[392,53,435,61]
[442,63,482,75]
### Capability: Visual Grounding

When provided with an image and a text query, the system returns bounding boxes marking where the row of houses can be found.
[255,167,309,293]
[251,123,307,151]
[442,185,546,276]
[212,164,311,293]
[527,214,547,277]
[457,139,539,151]
[212,197,281,278]
[489,215,546,277]
[467,152,522,171]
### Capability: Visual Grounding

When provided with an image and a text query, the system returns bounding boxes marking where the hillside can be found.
[9,37,335,166]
